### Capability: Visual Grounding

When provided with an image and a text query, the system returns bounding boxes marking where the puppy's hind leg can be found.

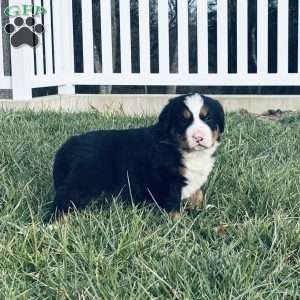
[47,168,104,223]
[46,186,93,223]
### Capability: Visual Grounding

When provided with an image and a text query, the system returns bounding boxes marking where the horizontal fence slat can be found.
[0,77,12,89]
[277,0,289,74]
[158,0,169,74]
[257,0,268,74]
[177,0,189,74]
[237,0,248,73]
[197,0,208,74]
[70,73,300,86]
[139,0,151,74]
[81,0,94,74]
[119,0,132,73]
[100,0,113,74]
[32,74,65,87]
[217,0,228,74]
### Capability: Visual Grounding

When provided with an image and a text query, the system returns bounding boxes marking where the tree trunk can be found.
[165,41,178,94]
[166,0,177,94]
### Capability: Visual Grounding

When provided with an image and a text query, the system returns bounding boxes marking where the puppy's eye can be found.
[200,114,211,122]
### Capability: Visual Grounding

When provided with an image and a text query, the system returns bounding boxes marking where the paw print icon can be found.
[4,17,44,48]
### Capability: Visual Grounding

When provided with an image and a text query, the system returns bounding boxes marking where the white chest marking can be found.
[181,145,218,200]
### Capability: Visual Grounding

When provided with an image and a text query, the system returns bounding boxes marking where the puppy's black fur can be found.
[48,94,224,220]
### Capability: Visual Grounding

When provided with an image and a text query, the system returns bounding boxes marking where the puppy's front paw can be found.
[168,211,181,221]
[183,189,204,210]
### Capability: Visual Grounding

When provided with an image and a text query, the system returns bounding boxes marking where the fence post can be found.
[11,44,34,100]
[56,0,75,95]
[9,0,34,100]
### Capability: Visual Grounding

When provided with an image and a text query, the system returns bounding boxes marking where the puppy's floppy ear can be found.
[158,100,173,134]
[204,96,225,133]
[215,99,225,133]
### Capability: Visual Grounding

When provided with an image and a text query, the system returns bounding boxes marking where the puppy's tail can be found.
[53,150,70,191]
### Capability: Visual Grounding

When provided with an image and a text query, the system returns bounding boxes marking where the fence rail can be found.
[0,0,299,100]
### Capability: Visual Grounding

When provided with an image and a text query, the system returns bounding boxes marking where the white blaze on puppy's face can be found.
[184,94,214,150]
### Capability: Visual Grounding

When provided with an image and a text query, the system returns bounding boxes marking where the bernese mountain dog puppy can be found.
[48,93,224,221]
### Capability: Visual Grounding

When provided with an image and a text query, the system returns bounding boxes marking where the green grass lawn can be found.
[0,110,300,299]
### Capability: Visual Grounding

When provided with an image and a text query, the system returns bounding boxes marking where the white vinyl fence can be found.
[0,0,299,100]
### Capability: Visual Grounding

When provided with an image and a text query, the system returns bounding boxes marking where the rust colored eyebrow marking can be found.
[183,108,192,119]
[199,106,208,118]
